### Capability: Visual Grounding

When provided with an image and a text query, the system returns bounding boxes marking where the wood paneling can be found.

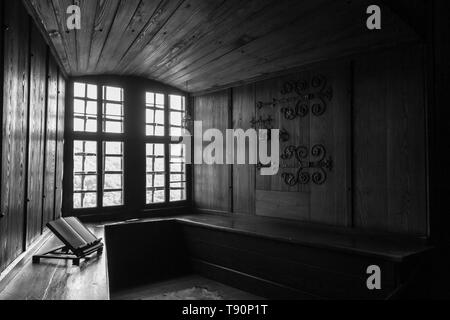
[194,44,426,236]
[54,72,66,220]
[24,0,420,92]
[353,46,427,236]
[232,84,255,215]
[26,24,48,246]
[193,91,230,212]
[0,1,30,271]
[42,57,58,227]
[0,0,64,276]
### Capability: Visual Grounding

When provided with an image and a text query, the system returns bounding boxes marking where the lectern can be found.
[33,217,104,266]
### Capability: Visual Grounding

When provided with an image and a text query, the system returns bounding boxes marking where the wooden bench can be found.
[105,215,433,300]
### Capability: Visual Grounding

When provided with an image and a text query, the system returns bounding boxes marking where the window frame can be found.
[144,91,189,208]
[64,77,191,218]
[68,81,126,213]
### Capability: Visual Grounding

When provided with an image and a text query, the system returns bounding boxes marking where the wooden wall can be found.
[0,0,66,274]
[193,43,427,237]
[193,91,231,213]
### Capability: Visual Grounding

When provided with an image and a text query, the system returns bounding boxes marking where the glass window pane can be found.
[104,191,123,207]
[74,82,86,98]
[87,84,97,100]
[105,141,123,155]
[86,119,97,133]
[105,121,123,133]
[170,95,183,111]
[104,174,123,190]
[86,101,97,114]
[156,94,165,107]
[74,99,85,113]
[105,86,123,102]
[82,193,97,208]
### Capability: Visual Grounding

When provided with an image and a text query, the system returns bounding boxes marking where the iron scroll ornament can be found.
[280,145,333,186]
[256,74,333,120]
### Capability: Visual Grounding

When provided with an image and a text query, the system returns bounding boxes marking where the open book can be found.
[47,217,102,252]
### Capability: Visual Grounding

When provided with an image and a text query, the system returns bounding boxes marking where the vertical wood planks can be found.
[1,1,30,271]
[0,0,66,275]
[26,24,48,246]
[353,46,427,235]
[42,57,58,228]
[193,91,229,212]
[54,71,66,220]
[232,84,255,215]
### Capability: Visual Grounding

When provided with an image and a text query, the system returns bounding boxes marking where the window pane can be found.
[74,82,86,98]
[146,143,165,204]
[103,142,124,207]
[105,141,123,155]
[170,144,186,202]
[103,86,124,133]
[146,92,165,137]
[104,191,123,207]
[169,95,186,137]
[74,99,85,113]
[87,84,97,100]
[73,141,98,209]
[105,156,123,172]
[105,86,123,102]
[74,84,97,133]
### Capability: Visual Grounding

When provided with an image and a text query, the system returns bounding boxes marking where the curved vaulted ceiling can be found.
[24,0,421,93]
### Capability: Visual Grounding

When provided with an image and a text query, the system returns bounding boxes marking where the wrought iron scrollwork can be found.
[250,115,274,130]
[280,144,333,186]
[256,74,333,120]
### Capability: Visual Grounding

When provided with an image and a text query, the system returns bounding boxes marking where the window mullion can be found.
[98,85,103,209]
[164,93,170,204]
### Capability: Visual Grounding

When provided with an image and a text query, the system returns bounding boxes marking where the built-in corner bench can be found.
[105,215,433,300]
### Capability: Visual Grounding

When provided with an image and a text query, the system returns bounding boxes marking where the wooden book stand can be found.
[33,217,104,266]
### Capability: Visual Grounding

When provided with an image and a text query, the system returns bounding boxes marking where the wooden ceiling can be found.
[24,0,421,93]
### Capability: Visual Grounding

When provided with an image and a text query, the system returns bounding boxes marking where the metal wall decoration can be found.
[256,74,333,121]
[250,115,274,140]
[250,115,274,130]
[280,144,333,186]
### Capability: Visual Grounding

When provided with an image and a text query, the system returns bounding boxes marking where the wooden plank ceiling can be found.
[24,0,420,93]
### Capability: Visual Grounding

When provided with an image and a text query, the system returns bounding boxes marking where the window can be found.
[68,80,188,215]
[71,82,125,210]
[145,92,187,205]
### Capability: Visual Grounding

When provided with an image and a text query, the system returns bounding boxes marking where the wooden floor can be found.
[0,225,108,300]
[112,275,263,300]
